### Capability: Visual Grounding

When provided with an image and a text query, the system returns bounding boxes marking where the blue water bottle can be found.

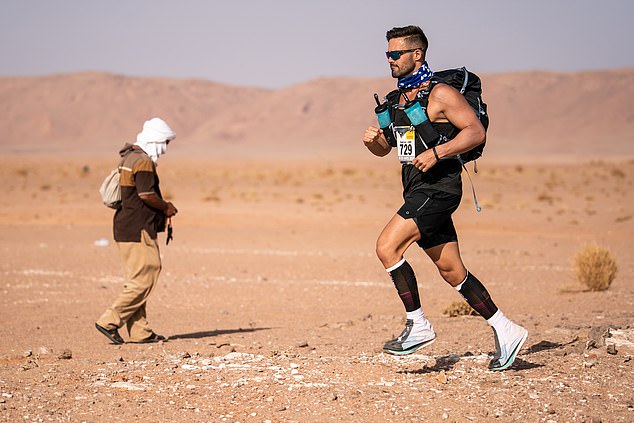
[404,100,428,125]
[403,99,441,151]
[374,94,396,146]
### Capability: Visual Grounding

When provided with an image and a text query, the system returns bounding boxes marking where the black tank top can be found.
[392,107,462,196]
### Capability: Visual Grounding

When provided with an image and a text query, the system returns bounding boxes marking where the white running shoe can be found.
[488,321,528,371]
[383,319,436,355]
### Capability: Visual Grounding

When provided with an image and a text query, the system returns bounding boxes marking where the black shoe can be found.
[131,332,166,344]
[95,323,124,345]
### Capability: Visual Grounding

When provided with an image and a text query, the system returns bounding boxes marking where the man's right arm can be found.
[363,126,392,157]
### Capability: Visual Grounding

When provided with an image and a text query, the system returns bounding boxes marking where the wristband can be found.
[432,146,440,161]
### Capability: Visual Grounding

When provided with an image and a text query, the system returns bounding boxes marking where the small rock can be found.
[587,325,612,349]
[39,346,52,355]
[20,360,38,371]
[177,351,191,359]
[22,350,32,358]
[111,382,145,391]
[583,353,598,368]
[606,344,617,355]
[57,349,72,360]
[218,344,235,354]
[436,371,448,384]
[296,341,309,348]
[330,393,338,401]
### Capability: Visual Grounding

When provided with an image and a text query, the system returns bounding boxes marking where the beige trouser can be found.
[97,230,162,342]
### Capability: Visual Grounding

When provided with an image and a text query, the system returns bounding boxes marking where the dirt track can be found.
[1,156,633,422]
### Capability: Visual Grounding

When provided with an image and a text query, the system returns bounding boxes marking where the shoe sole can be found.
[129,333,166,344]
[383,337,436,356]
[95,323,124,345]
[489,329,528,371]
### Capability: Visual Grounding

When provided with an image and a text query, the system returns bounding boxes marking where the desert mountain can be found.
[1,69,632,159]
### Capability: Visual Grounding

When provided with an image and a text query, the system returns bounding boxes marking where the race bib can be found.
[394,126,416,164]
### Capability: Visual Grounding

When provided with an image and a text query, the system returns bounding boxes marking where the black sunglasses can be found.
[385,48,421,60]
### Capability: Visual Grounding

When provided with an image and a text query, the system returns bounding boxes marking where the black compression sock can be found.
[386,259,421,312]
[456,271,498,320]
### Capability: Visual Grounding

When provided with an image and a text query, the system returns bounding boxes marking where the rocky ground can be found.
[1,156,633,422]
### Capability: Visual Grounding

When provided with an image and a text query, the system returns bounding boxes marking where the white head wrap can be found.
[134,117,176,163]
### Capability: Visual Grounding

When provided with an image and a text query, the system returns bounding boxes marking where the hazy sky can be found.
[1,0,632,88]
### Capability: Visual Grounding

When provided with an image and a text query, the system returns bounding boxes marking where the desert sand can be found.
[0,70,633,422]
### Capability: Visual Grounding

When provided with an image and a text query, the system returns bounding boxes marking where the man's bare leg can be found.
[377,215,436,355]
[425,242,528,370]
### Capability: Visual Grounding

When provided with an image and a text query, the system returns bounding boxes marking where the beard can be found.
[390,60,417,79]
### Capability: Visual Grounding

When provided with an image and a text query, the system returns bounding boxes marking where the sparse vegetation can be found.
[203,193,221,202]
[610,168,625,179]
[537,193,555,204]
[442,301,477,317]
[573,245,618,291]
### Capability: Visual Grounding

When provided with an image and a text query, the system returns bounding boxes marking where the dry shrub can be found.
[610,168,625,179]
[203,194,220,202]
[15,168,29,177]
[442,301,477,317]
[573,245,618,291]
[537,193,555,204]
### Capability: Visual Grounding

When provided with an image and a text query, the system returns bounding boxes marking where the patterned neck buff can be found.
[397,62,433,89]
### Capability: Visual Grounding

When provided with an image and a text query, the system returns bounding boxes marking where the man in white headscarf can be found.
[134,117,176,163]
[96,117,178,344]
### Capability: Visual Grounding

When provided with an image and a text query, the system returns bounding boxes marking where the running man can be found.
[362,25,527,371]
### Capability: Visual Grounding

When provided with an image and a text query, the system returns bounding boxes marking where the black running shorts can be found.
[397,190,461,249]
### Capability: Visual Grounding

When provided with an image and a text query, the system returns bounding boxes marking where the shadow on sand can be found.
[524,338,578,355]
[398,340,556,374]
[168,327,271,341]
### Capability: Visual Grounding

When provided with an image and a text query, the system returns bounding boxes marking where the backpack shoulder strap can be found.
[414,79,440,109]
[385,89,400,105]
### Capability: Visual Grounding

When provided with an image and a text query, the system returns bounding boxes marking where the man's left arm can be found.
[412,84,485,172]
[133,160,178,217]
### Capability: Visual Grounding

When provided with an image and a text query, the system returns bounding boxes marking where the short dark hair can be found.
[386,25,428,52]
